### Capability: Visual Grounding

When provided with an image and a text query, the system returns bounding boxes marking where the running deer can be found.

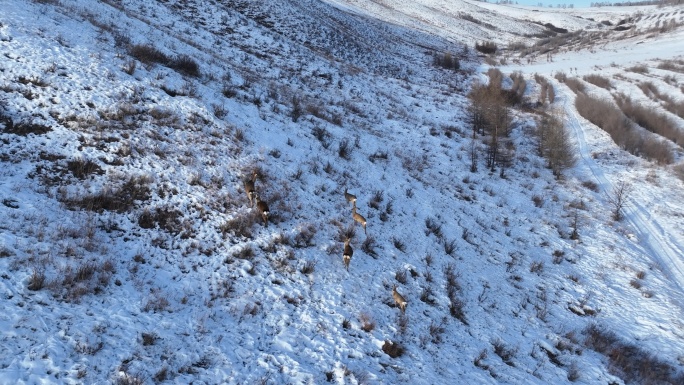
[343,238,353,271]
[352,205,367,235]
[243,171,258,207]
[392,285,407,313]
[254,193,269,227]
[344,188,357,207]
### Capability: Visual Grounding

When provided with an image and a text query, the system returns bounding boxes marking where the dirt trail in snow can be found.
[557,85,684,299]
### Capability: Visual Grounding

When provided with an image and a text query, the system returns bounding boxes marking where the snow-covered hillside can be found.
[1,0,684,384]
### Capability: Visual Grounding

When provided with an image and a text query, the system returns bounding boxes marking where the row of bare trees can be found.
[575,93,674,164]
[468,71,575,179]
[468,69,514,177]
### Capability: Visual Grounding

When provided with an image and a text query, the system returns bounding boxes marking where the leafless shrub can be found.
[444,264,467,324]
[554,71,567,83]
[584,324,684,384]
[582,74,611,89]
[62,175,152,213]
[361,236,378,258]
[219,212,255,239]
[170,54,201,77]
[443,238,457,257]
[122,59,137,75]
[674,163,684,182]
[567,362,580,382]
[129,43,170,65]
[575,93,670,163]
[425,216,443,238]
[433,51,460,71]
[234,246,254,260]
[27,268,46,291]
[369,189,384,210]
[582,180,599,192]
[395,269,408,284]
[614,93,682,157]
[359,312,375,332]
[293,223,317,248]
[607,180,632,221]
[143,290,170,313]
[564,77,586,94]
[474,349,489,370]
[154,367,169,383]
[532,195,544,208]
[212,104,228,119]
[392,237,406,252]
[141,332,158,346]
[66,158,103,179]
[138,206,184,234]
[530,261,544,274]
[492,338,516,366]
[116,373,145,385]
[338,139,352,160]
[419,285,436,305]
[475,41,497,54]
[311,126,332,148]
[299,260,316,275]
[428,320,446,344]
[382,340,405,358]
[626,64,649,74]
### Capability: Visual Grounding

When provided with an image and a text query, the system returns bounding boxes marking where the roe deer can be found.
[243,171,258,207]
[343,238,353,271]
[392,285,407,313]
[344,188,357,207]
[352,205,367,235]
[255,193,269,227]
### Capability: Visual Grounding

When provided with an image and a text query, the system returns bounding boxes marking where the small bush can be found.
[395,269,407,284]
[382,340,405,358]
[433,52,460,71]
[63,175,152,213]
[564,77,586,94]
[626,64,649,74]
[361,236,378,257]
[359,312,375,332]
[475,41,497,54]
[27,268,46,291]
[299,260,316,275]
[492,338,516,366]
[67,158,103,179]
[338,139,351,160]
[582,180,600,192]
[530,261,544,274]
[171,54,201,77]
[583,74,611,89]
[554,71,567,83]
[129,44,170,65]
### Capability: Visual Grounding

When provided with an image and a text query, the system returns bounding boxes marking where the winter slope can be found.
[1,0,684,384]
[502,28,684,306]
[559,83,684,305]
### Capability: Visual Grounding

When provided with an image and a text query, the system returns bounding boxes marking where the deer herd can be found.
[241,171,408,314]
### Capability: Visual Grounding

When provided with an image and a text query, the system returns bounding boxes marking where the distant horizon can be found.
[491,0,618,8]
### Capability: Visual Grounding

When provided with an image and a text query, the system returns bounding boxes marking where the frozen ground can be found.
[1,0,684,384]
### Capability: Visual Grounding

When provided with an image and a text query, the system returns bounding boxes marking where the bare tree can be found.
[607,180,632,221]
[537,112,576,178]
